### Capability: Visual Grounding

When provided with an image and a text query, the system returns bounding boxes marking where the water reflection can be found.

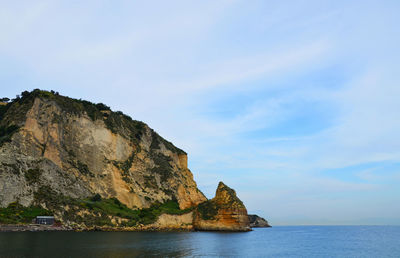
[0,231,195,257]
[1,227,399,257]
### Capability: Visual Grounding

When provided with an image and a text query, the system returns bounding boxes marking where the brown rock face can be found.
[0,90,206,210]
[0,90,253,231]
[193,182,250,231]
[248,214,271,227]
[143,212,194,231]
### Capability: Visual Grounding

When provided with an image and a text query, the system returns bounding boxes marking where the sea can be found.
[0,226,399,257]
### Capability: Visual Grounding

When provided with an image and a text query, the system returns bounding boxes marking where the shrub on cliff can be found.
[0,202,52,224]
[197,201,218,220]
[0,125,19,146]
[24,168,42,184]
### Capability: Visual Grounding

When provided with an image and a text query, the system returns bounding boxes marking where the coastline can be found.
[0,224,254,232]
[0,224,72,232]
[0,223,199,232]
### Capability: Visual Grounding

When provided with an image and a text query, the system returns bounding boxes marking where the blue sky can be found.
[1,0,400,225]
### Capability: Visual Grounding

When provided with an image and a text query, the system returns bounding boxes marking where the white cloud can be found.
[1,0,400,225]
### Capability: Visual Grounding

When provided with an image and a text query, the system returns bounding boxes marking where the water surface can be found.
[0,226,399,257]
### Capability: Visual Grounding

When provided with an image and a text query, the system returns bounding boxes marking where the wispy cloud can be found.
[1,0,400,225]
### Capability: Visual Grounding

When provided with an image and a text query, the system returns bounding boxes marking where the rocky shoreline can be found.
[0,224,72,232]
[0,224,248,232]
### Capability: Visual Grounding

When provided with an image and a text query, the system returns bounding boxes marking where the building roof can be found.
[36,216,54,219]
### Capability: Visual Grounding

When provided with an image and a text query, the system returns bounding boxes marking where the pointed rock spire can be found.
[194,182,250,231]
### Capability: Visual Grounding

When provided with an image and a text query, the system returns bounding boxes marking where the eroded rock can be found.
[0,90,206,219]
[193,182,251,231]
[248,214,271,227]
[0,90,254,231]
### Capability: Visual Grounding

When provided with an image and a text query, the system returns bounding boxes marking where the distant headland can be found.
[0,89,269,231]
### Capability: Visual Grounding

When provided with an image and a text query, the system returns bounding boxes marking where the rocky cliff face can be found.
[0,90,253,231]
[0,90,206,222]
[193,182,250,231]
[248,214,271,227]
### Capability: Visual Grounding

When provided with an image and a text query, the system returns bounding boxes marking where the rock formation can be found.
[0,90,254,231]
[0,90,205,208]
[248,214,271,227]
[193,182,250,231]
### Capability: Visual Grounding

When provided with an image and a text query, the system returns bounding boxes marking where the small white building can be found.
[35,216,55,225]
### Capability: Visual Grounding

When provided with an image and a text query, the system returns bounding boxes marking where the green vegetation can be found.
[1,162,19,175]
[150,129,186,155]
[143,175,158,189]
[76,198,192,226]
[20,89,107,120]
[0,91,39,125]
[91,193,102,202]
[1,89,113,126]
[76,160,93,177]
[1,89,186,157]
[70,160,94,177]
[33,186,117,226]
[196,183,244,221]
[0,102,11,122]
[217,182,244,207]
[34,186,73,208]
[120,153,135,172]
[197,200,219,220]
[24,168,42,184]
[3,89,149,146]
[150,131,161,150]
[104,111,145,145]
[112,142,181,185]
[151,153,174,182]
[78,197,139,225]
[0,125,19,146]
[0,202,52,224]
[51,113,63,124]
[32,186,191,227]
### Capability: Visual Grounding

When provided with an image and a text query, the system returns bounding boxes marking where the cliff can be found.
[0,90,252,231]
[248,214,271,227]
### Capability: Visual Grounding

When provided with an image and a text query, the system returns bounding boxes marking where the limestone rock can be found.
[193,182,251,231]
[143,212,194,231]
[0,90,254,231]
[0,90,206,211]
[248,214,271,227]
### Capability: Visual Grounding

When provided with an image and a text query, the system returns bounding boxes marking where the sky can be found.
[1,0,400,225]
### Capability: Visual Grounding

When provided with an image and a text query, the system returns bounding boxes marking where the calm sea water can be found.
[0,226,399,257]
